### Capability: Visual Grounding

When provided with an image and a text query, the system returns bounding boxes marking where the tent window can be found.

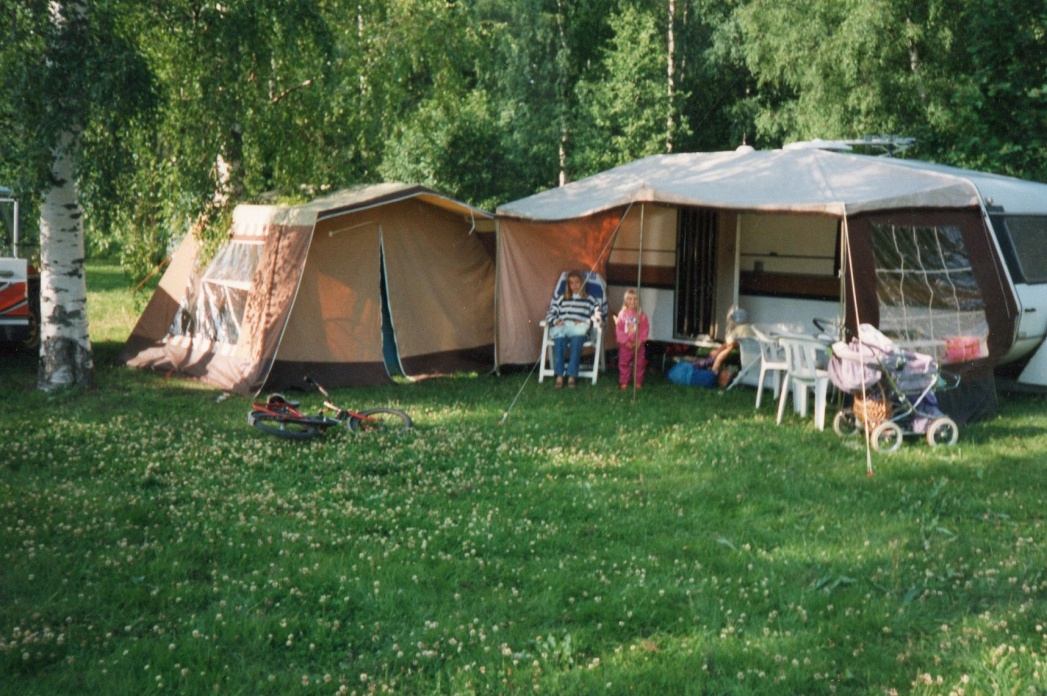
[169,240,263,344]
[870,223,989,363]
[674,207,716,337]
[991,215,1047,284]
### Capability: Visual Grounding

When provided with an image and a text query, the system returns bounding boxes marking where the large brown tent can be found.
[122,184,495,393]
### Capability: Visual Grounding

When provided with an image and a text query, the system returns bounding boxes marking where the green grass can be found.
[1,264,1045,694]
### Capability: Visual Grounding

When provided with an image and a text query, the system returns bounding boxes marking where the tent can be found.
[123,184,495,393]
[495,148,1027,415]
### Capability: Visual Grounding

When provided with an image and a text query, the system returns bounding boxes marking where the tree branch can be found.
[270,78,315,105]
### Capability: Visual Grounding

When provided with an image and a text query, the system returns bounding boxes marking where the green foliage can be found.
[573,5,676,174]
[379,91,508,211]
[0,264,1045,694]
[735,0,1047,175]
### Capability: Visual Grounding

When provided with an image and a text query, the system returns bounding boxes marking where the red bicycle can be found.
[248,376,412,440]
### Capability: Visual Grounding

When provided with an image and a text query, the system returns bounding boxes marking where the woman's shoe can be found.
[567,377,577,388]
[619,383,628,390]
[555,376,564,389]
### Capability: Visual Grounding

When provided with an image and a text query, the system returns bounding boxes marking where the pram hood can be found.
[829,324,938,394]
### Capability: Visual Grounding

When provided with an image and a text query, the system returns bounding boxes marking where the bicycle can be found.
[248,376,412,440]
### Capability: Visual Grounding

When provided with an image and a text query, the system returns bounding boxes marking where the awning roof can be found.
[496,149,983,221]
[232,183,492,235]
[855,156,1047,216]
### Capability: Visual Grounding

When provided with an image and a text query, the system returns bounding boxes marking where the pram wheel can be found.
[871,421,903,453]
[925,416,959,447]
[832,410,860,437]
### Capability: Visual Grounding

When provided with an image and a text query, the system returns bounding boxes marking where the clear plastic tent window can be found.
[870,223,989,364]
[168,240,264,345]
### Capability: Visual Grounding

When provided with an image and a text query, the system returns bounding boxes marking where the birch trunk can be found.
[556,0,569,186]
[38,131,93,390]
[666,0,676,153]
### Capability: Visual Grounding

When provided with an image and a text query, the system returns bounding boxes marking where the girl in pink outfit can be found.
[614,289,650,389]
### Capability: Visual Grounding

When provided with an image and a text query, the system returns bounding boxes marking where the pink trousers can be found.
[618,343,647,386]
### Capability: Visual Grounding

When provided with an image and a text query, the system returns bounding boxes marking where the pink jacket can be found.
[615,308,649,346]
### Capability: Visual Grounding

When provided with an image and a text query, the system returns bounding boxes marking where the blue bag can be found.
[667,361,717,388]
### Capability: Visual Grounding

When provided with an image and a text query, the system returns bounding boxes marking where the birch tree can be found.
[1,0,155,389]
[37,0,92,390]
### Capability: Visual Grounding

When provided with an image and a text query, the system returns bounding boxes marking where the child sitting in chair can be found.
[614,288,650,390]
[546,270,602,388]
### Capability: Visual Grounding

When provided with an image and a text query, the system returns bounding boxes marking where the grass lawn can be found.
[1,264,1045,695]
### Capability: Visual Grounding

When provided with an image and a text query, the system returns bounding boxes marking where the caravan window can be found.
[738,214,840,301]
[992,215,1047,284]
[870,223,989,362]
[169,240,264,344]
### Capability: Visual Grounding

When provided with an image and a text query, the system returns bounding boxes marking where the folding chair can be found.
[537,271,608,385]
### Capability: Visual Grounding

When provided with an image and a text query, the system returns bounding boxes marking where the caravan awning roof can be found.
[853,156,1047,216]
[496,149,982,221]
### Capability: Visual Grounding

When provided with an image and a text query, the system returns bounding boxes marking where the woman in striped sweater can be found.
[546,271,601,388]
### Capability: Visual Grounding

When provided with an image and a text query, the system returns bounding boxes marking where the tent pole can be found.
[493,218,502,374]
[733,213,741,312]
[633,204,646,399]
[843,216,874,477]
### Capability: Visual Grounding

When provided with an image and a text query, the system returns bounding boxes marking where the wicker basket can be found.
[853,386,892,428]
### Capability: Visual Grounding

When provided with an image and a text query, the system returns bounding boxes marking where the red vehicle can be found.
[0,187,38,347]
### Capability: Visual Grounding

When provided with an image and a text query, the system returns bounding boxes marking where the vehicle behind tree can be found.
[0,187,39,348]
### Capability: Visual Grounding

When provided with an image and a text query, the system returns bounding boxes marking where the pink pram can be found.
[828,324,960,452]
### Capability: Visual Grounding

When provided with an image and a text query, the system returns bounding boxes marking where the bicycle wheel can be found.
[349,407,413,433]
[249,412,327,441]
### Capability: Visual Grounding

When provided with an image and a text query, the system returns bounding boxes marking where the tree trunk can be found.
[666,0,676,153]
[556,0,570,185]
[905,17,928,105]
[38,131,93,390]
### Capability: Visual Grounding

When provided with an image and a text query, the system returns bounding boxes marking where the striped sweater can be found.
[546,293,602,326]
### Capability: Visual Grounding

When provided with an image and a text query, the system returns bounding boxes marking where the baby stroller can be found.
[828,324,960,453]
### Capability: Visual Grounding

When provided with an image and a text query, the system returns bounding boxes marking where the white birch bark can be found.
[37,0,92,390]
[666,0,676,153]
[38,132,93,390]
[556,0,569,186]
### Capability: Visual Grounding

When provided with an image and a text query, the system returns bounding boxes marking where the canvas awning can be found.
[497,149,981,221]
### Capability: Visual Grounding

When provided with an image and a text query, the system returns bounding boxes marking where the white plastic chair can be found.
[750,326,789,409]
[537,271,607,385]
[724,336,761,392]
[776,334,831,430]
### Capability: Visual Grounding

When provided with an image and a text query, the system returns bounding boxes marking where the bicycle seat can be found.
[266,393,300,409]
